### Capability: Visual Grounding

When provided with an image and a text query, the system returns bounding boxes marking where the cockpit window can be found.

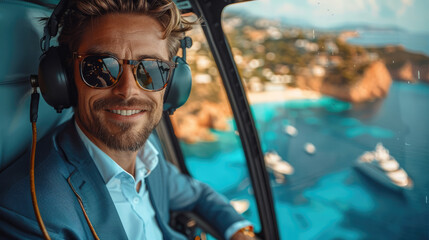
[169,19,263,234]
[221,0,429,239]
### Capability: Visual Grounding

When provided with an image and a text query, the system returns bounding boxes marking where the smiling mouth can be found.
[108,109,144,116]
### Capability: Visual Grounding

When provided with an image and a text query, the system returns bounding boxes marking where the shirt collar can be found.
[74,121,159,184]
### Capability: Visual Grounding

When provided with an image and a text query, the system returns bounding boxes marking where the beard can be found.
[77,96,162,152]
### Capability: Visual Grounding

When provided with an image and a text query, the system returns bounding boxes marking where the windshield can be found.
[221,0,428,239]
[170,0,428,239]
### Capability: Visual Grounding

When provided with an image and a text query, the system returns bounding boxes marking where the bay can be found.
[182,81,429,239]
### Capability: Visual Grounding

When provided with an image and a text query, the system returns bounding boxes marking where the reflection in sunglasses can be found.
[88,60,113,87]
[137,65,153,88]
[76,53,174,91]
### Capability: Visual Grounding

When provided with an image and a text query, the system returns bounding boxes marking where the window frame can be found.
[159,0,281,239]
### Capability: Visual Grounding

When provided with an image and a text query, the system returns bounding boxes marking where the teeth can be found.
[110,109,142,116]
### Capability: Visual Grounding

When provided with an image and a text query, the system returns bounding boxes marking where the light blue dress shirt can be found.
[75,122,251,239]
[75,122,162,240]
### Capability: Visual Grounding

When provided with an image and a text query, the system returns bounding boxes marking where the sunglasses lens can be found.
[81,56,120,88]
[136,60,171,90]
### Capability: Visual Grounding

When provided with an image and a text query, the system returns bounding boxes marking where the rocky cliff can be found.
[370,46,429,83]
[170,47,428,143]
[170,100,232,144]
[390,61,429,83]
[296,60,392,103]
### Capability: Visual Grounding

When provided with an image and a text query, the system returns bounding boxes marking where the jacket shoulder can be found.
[0,119,96,239]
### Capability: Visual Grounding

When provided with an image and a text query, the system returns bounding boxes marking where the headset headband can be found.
[38,0,193,114]
[41,0,69,52]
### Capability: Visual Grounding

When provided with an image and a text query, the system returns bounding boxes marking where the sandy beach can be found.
[246,87,322,104]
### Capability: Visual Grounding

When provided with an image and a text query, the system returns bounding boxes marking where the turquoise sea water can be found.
[181,81,429,239]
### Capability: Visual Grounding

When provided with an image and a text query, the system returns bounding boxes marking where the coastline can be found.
[246,87,322,104]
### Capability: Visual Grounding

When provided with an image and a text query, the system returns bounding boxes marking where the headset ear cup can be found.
[163,56,192,114]
[38,46,75,112]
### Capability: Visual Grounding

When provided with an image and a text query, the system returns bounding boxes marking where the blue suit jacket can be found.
[0,119,244,239]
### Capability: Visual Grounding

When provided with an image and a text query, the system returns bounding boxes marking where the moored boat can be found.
[304,143,316,155]
[230,199,250,214]
[264,151,294,175]
[284,125,298,137]
[354,143,413,191]
[264,151,294,183]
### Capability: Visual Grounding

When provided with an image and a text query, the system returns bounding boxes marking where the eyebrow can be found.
[137,54,168,61]
[84,46,115,56]
[84,46,168,61]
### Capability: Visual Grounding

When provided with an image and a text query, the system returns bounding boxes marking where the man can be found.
[0,0,255,239]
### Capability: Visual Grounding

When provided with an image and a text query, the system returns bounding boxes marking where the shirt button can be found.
[133,197,140,204]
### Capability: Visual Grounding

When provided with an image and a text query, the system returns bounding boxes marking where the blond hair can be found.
[58,0,194,60]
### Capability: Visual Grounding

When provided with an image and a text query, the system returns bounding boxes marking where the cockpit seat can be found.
[0,0,72,171]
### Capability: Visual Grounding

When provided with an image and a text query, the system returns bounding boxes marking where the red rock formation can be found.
[170,101,232,144]
[396,61,415,82]
[346,60,392,102]
[296,60,392,102]
[391,62,429,83]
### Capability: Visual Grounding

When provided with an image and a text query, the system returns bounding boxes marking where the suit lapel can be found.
[147,173,169,240]
[58,120,128,239]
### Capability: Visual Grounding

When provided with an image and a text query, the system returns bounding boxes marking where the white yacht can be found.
[264,151,294,183]
[230,199,250,214]
[304,143,316,155]
[354,143,413,191]
[284,125,298,137]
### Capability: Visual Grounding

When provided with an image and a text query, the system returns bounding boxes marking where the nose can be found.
[112,65,140,98]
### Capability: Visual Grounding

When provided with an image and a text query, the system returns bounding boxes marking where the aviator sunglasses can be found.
[74,53,176,91]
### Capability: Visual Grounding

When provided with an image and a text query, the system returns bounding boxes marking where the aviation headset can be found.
[38,0,193,115]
